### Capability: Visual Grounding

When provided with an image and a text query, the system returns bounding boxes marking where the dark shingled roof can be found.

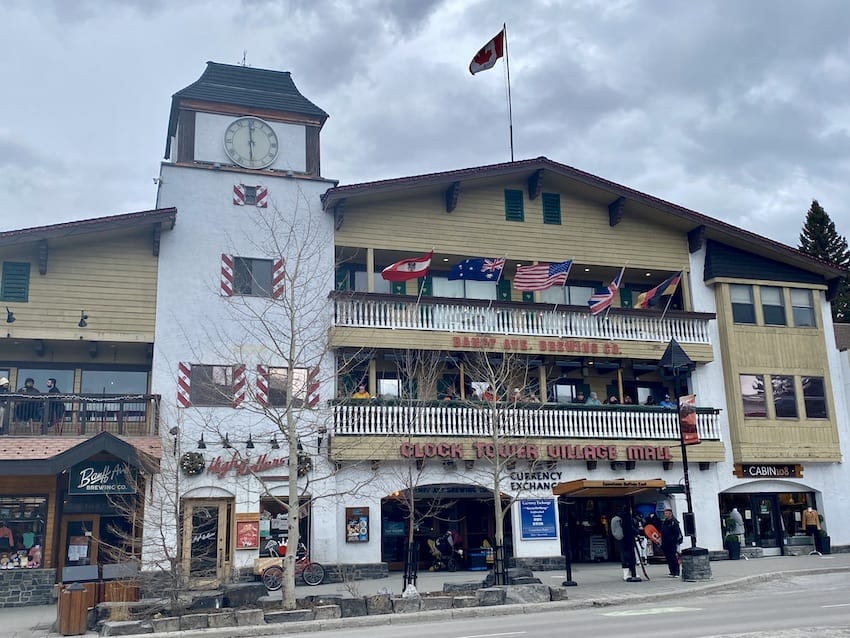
[166,61,328,157]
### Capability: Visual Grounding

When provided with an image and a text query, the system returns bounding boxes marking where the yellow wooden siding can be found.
[715,282,841,462]
[335,181,688,270]
[1,228,158,341]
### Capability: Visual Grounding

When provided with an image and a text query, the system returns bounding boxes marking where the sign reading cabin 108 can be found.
[69,461,137,495]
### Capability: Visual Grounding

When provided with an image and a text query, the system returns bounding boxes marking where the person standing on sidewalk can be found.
[613,505,642,582]
[661,508,683,577]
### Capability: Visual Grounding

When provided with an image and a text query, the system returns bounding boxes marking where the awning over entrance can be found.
[553,478,666,498]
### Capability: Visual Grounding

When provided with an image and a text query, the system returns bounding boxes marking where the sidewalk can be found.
[5,553,849,637]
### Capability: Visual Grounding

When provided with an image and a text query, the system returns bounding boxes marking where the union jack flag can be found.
[588,267,625,315]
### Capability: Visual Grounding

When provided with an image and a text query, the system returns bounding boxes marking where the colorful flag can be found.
[679,394,700,445]
[513,260,572,291]
[381,252,433,282]
[469,29,505,75]
[635,272,682,309]
[587,267,625,315]
[448,257,505,281]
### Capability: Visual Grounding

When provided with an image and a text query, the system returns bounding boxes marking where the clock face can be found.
[223,117,279,169]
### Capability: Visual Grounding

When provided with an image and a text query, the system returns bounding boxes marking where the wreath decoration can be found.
[297,453,313,477]
[180,452,206,476]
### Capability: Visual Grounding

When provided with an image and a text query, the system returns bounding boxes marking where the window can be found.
[771,375,797,418]
[431,277,495,300]
[243,186,258,206]
[80,370,148,394]
[791,289,816,327]
[739,374,766,418]
[233,257,273,296]
[354,271,391,294]
[16,369,74,394]
[552,384,578,403]
[541,193,561,225]
[190,365,234,406]
[802,376,828,419]
[268,367,308,407]
[760,286,786,326]
[378,378,399,398]
[504,189,524,222]
[730,284,755,324]
[539,285,594,305]
[1,262,30,302]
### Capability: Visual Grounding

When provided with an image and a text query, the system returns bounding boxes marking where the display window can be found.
[0,496,47,569]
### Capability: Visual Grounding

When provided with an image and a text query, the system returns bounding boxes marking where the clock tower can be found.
[150,62,336,581]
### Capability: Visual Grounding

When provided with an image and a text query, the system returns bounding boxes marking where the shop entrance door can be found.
[181,500,232,588]
[751,494,782,556]
[59,515,100,582]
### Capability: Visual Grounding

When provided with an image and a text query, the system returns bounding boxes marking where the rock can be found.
[510,576,543,585]
[150,617,180,633]
[264,609,314,623]
[548,586,570,601]
[100,620,154,635]
[476,588,507,606]
[207,611,237,627]
[235,608,265,626]
[420,596,453,611]
[452,595,479,608]
[501,584,550,604]
[314,604,341,620]
[179,612,209,630]
[338,597,368,618]
[366,593,392,615]
[222,582,267,607]
[483,567,534,587]
[188,594,224,610]
[391,597,421,613]
[443,581,482,593]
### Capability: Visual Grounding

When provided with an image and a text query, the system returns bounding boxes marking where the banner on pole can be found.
[679,394,700,445]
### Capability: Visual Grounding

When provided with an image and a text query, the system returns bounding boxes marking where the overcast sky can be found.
[2,0,849,248]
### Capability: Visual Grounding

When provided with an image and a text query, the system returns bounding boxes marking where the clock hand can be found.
[248,120,255,160]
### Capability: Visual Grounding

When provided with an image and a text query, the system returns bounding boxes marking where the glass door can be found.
[59,515,100,582]
[181,500,232,588]
[751,495,782,555]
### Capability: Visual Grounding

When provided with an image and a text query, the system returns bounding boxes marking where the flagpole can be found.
[503,23,514,162]
[415,248,436,307]
[487,253,509,311]
[658,271,682,322]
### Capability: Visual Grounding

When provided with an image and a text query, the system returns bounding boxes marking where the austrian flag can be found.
[381,251,433,282]
[469,29,505,75]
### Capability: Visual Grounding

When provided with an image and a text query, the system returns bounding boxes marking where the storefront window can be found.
[15,369,74,394]
[739,374,766,418]
[0,496,47,568]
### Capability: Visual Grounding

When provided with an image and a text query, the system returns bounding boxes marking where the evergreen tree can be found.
[798,200,850,322]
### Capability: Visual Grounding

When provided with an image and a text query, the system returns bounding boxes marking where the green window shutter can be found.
[504,189,524,222]
[542,193,561,225]
[392,282,406,295]
[497,279,512,301]
[335,267,350,291]
[420,275,433,296]
[1,262,30,302]
[522,291,534,303]
[620,286,633,308]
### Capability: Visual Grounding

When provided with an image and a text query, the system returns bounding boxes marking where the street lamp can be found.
[658,338,697,548]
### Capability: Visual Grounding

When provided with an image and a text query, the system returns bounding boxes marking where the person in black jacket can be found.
[618,505,642,582]
[660,508,683,577]
[46,378,66,430]
[15,378,42,424]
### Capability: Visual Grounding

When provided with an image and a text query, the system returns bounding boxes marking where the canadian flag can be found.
[469,29,505,75]
[381,252,433,282]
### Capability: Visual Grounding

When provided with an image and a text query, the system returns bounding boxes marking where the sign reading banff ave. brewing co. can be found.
[69,461,136,495]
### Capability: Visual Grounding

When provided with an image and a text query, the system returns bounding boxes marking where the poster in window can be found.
[679,394,700,445]
[236,514,260,549]
[345,507,369,543]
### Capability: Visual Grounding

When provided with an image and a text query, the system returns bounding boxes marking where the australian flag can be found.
[448,257,505,281]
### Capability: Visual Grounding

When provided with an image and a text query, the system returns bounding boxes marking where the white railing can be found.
[334,297,711,344]
[333,403,721,441]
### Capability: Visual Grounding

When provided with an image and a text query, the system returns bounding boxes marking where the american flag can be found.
[513,260,573,291]
[587,268,625,315]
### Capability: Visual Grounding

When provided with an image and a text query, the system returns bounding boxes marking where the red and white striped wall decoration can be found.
[306,366,320,408]
[272,259,285,299]
[233,364,247,408]
[256,364,270,407]
[233,184,269,208]
[177,362,192,408]
[220,253,234,297]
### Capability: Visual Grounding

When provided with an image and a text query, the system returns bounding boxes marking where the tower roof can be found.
[166,61,328,158]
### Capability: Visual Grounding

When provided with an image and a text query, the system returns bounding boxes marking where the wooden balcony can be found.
[1,393,161,437]
[332,293,713,345]
[333,401,721,441]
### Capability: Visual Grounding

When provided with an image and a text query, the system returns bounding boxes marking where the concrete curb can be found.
[106,565,850,638]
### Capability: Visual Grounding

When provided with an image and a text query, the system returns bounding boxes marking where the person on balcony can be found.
[15,378,42,424]
[659,394,676,409]
[482,386,498,402]
[351,385,371,400]
[606,395,620,405]
[585,392,602,406]
[644,395,657,406]
[440,386,458,401]
[46,378,66,430]
[623,395,634,405]
[572,391,586,404]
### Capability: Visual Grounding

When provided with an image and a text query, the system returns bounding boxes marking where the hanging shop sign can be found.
[399,441,671,462]
[69,461,137,495]
[451,335,621,355]
[207,454,288,479]
[519,499,558,540]
[733,464,803,479]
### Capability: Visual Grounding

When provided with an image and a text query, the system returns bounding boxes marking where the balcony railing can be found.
[333,294,712,344]
[1,393,161,437]
[333,401,721,441]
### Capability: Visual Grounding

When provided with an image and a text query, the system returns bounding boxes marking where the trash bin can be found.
[57,582,89,636]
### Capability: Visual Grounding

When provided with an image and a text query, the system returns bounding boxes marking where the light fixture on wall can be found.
[5,307,14,323]
[699,462,711,471]
[442,459,456,470]
[197,433,207,450]
[371,459,380,471]
[415,459,425,471]
[78,310,88,328]
[586,460,597,471]
[245,434,255,450]
[222,433,232,449]
[464,459,475,470]
[34,340,45,357]
[270,436,280,450]
[662,461,673,471]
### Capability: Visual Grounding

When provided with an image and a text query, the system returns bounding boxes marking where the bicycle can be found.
[253,539,325,589]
